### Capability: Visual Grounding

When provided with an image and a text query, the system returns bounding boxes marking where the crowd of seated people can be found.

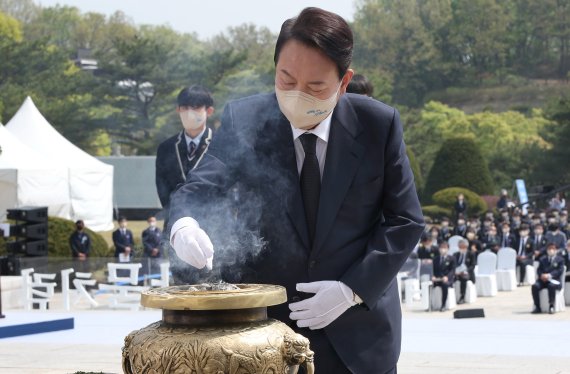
[409,192,569,314]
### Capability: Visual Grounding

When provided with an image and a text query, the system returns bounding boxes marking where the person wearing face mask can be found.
[69,220,91,272]
[142,216,162,276]
[112,216,134,263]
[531,243,565,314]
[167,7,424,373]
[155,85,215,222]
[453,239,476,304]
[499,222,516,249]
[531,224,548,260]
[431,242,456,311]
[439,217,452,242]
[155,85,215,284]
[465,228,483,254]
[546,223,568,250]
[514,224,535,286]
[453,217,468,237]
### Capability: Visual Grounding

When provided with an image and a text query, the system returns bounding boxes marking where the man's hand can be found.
[125,247,131,254]
[170,217,214,270]
[442,276,448,283]
[288,281,356,330]
[151,248,159,257]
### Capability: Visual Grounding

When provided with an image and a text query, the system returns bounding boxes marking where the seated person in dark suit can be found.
[514,224,535,286]
[531,243,565,314]
[112,216,135,262]
[532,223,548,260]
[466,228,483,254]
[432,242,456,311]
[417,235,438,263]
[453,239,476,304]
[483,225,500,251]
[453,217,467,237]
[499,222,517,249]
[438,217,452,242]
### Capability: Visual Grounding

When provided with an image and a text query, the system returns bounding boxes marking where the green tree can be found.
[536,96,570,184]
[424,137,495,199]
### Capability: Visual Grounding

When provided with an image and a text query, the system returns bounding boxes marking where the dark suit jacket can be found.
[433,254,456,284]
[536,255,565,285]
[112,229,134,258]
[454,200,468,217]
[168,93,425,373]
[417,244,438,260]
[156,128,213,210]
[453,251,476,280]
[514,236,535,258]
[69,231,91,257]
[142,227,162,258]
[499,232,517,248]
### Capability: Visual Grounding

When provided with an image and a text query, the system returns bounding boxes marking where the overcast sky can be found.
[35,0,357,39]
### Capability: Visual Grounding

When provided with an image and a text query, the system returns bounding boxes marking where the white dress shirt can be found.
[184,126,207,150]
[290,112,333,179]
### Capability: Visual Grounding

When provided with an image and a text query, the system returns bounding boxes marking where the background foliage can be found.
[0,0,569,195]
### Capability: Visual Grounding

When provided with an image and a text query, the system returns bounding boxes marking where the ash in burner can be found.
[186,282,240,292]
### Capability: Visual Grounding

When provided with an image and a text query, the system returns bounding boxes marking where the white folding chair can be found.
[496,247,517,291]
[454,280,477,303]
[431,285,456,310]
[475,250,498,296]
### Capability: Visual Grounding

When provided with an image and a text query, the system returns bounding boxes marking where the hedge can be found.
[421,205,452,220]
[407,147,423,195]
[432,187,488,217]
[424,137,494,200]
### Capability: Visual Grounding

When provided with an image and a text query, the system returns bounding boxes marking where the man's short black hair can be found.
[274,7,353,79]
[118,216,127,223]
[347,74,374,96]
[177,85,214,108]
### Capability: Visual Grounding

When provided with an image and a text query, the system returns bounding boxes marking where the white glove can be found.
[289,281,356,330]
[170,217,214,270]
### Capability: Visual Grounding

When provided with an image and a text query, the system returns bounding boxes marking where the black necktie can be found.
[459,253,464,265]
[188,142,197,161]
[300,133,320,246]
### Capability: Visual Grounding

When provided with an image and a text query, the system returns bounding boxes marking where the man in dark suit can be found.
[417,235,438,261]
[532,223,548,260]
[432,242,456,311]
[69,220,91,272]
[499,222,517,249]
[531,243,565,314]
[514,224,535,286]
[155,85,215,284]
[453,217,468,237]
[167,7,424,374]
[156,85,215,221]
[112,216,134,262]
[453,239,476,304]
[142,216,162,276]
[453,194,468,220]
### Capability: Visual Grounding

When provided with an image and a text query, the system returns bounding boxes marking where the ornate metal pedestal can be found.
[122,284,314,374]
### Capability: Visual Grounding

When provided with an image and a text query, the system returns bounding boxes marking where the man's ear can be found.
[206,106,215,117]
[339,69,354,96]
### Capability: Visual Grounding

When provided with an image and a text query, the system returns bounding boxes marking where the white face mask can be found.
[180,109,206,131]
[275,84,340,129]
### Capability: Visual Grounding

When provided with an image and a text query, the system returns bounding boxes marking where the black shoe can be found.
[440,306,447,312]
[549,305,555,314]
[458,297,465,305]
[531,307,541,314]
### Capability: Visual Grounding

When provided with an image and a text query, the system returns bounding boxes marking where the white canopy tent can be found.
[5,97,114,231]
[0,124,71,221]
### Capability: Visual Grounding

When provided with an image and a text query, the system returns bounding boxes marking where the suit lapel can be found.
[312,97,365,256]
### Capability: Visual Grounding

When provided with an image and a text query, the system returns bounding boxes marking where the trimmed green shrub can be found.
[421,205,452,220]
[424,137,494,200]
[48,217,112,257]
[407,147,423,195]
[432,187,488,217]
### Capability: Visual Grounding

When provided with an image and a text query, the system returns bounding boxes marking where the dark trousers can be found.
[516,258,532,283]
[433,281,450,307]
[456,274,469,298]
[296,328,397,374]
[532,280,561,308]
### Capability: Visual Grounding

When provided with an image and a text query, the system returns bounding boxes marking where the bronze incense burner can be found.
[122,284,314,373]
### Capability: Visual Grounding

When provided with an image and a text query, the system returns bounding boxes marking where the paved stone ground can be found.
[0,284,568,373]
